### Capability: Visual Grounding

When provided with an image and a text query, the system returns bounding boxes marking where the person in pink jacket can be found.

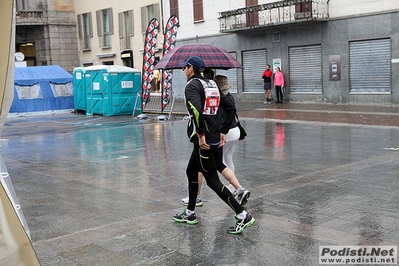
[274,67,284,104]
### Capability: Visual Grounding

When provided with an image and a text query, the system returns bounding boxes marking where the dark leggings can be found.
[275,86,283,102]
[186,144,244,214]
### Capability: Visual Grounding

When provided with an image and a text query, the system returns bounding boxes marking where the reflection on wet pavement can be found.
[1,110,398,265]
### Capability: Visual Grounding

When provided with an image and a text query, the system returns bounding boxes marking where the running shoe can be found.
[234,188,251,205]
[228,213,255,234]
[173,209,198,225]
[181,196,203,207]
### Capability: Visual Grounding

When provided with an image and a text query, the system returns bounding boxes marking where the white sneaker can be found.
[233,188,251,205]
[181,196,203,207]
[263,101,267,104]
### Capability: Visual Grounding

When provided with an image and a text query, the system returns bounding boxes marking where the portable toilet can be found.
[84,65,141,116]
[72,67,86,111]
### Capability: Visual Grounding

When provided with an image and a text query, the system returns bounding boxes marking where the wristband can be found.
[198,133,205,138]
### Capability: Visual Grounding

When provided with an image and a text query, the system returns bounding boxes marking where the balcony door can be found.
[245,0,258,27]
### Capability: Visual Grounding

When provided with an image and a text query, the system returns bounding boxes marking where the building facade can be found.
[162,0,399,105]
[15,0,80,73]
[15,0,399,105]
[73,0,163,70]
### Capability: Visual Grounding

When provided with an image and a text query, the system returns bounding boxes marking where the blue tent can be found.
[10,65,74,113]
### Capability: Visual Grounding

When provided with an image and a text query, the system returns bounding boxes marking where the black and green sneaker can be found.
[227,213,255,234]
[173,209,198,225]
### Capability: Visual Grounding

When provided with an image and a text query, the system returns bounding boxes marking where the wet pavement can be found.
[1,101,399,265]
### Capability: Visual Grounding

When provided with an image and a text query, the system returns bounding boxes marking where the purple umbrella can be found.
[155,42,242,70]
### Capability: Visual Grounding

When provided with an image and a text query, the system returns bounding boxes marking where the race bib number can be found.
[203,82,220,115]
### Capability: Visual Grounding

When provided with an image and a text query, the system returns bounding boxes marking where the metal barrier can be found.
[133,91,175,119]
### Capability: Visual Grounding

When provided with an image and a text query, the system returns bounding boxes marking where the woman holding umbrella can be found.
[172,56,255,234]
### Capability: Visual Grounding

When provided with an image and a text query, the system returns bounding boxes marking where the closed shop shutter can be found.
[350,38,391,93]
[289,45,322,93]
[243,49,267,92]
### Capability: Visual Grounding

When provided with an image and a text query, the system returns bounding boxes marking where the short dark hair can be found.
[203,68,214,79]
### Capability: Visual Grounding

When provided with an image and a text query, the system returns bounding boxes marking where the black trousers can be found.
[186,143,245,214]
[275,86,283,102]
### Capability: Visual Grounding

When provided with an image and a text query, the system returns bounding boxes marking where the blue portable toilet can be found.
[72,67,86,111]
[84,65,141,116]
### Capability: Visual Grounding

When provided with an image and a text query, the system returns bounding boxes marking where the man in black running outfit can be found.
[173,56,255,234]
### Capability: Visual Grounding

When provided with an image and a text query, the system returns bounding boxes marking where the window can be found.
[15,84,43,99]
[141,4,160,33]
[295,2,312,19]
[193,0,203,22]
[96,8,114,48]
[16,0,29,10]
[77,12,93,50]
[349,38,391,93]
[118,10,134,50]
[170,0,179,17]
[50,82,73,97]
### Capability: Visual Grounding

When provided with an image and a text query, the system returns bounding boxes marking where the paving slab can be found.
[1,103,399,265]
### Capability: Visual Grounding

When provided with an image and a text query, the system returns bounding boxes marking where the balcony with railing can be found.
[219,0,329,32]
[16,10,46,25]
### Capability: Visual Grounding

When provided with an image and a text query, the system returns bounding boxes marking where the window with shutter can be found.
[193,0,203,22]
[119,10,134,50]
[245,0,258,26]
[16,0,29,11]
[97,8,113,47]
[102,9,111,46]
[83,13,92,49]
[78,13,92,50]
[141,4,160,34]
[170,0,179,17]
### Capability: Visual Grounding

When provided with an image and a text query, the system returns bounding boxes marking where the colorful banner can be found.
[141,18,159,108]
[161,15,179,110]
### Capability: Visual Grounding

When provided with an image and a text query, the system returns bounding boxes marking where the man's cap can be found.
[214,75,231,91]
[179,56,205,71]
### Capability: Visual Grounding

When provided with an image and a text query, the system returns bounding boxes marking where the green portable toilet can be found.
[108,65,142,116]
[84,65,142,116]
[84,65,107,116]
[72,67,86,111]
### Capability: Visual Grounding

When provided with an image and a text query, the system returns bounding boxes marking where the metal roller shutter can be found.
[289,45,322,93]
[243,49,267,92]
[349,38,391,93]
